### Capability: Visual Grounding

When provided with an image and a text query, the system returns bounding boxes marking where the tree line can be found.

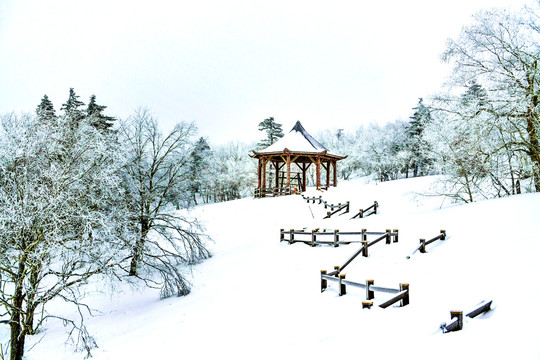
[0,90,213,360]
[315,6,540,203]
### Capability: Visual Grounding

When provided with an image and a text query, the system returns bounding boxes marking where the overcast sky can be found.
[0,0,534,144]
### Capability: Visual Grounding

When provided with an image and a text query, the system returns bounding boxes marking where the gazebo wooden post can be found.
[316,155,321,189]
[257,158,262,189]
[261,156,267,191]
[325,159,330,188]
[274,161,279,189]
[302,163,307,192]
[286,153,291,188]
[333,159,338,187]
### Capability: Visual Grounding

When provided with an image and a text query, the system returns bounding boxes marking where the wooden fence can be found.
[318,229,408,308]
[320,273,410,309]
[254,186,295,198]
[350,201,378,219]
[280,228,398,248]
[441,300,493,333]
[324,202,349,218]
[406,230,447,259]
[302,195,376,220]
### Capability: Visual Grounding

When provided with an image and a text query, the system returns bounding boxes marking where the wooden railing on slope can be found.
[350,201,378,219]
[441,300,493,333]
[280,229,398,248]
[406,230,447,259]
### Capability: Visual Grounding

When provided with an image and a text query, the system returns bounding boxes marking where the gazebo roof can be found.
[252,121,346,160]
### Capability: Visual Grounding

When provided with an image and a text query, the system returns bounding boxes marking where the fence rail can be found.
[254,186,295,198]
[406,230,447,259]
[320,272,409,309]
[441,300,492,333]
[324,202,350,218]
[280,228,398,248]
[351,201,378,219]
[302,195,363,219]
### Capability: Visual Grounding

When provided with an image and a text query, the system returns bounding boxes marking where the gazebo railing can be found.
[254,186,297,198]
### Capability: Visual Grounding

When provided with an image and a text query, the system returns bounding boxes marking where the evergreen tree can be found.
[257,117,284,148]
[187,137,211,205]
[60,88,85,129]
[35,94,56,124]
[87,94,116,132]
[406,98,433,177]
[461,80,488,108]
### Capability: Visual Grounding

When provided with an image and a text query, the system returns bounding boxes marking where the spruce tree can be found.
[60,88,85,129]
[86,94,116,132]
[257,117,284,149]
[36,94,56,124]
[188,137,211,205]
[406,98,433,177]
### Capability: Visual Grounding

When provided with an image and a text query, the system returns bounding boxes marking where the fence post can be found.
[374,201,378,214]
[362,229,367,242]
[385,229,391,244]
[359,209,364,218]
[400,283,410,307]
[362,240,368,257]
[280,229,284,242]
[366,280,374,300]
[334,229,339,247]
[346,201,350,213]
[339,274,347,296]
[318,196,322,204]
[334,265,340,276]
[311,229,317,247]
[419,239,426,253]
[321,270,327,292]
[440,229,446,240]
[393,229,399,243]
[289,229,295,244]
[450,310,463,330]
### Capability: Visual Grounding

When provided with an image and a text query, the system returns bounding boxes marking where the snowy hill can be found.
[12,176,540,359]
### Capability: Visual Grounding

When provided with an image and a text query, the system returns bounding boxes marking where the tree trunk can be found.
[10,259,27,360]
[129,219,150,276]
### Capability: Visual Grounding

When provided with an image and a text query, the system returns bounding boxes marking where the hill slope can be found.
[11,176,540,359]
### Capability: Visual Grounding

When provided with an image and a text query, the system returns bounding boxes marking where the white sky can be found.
[0,0,534,144]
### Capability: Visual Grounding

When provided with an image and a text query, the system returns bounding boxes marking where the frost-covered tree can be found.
[257,117,284,149]
[405,98,433,177]
[203,142,256,202]
[0,112,130,360]
[60,88,85,129]
[442,7,540,192]
[35,94,56,124]
[86,94,116,133]
[187,137,211,205]
[120,108,211,297]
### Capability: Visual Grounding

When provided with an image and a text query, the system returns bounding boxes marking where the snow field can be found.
[13,176,540,359]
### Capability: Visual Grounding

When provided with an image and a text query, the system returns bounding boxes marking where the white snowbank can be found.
[7,176,540,359]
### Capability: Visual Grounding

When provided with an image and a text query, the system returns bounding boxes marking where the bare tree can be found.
[0,113,131,360]
[441,7,540,192]
[120,108,211,298]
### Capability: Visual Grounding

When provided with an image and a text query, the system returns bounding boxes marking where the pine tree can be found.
[36,94,56,124]
[406,98,433,177]
[60,88,85,129]
[188,137,211,205]
[86,94,116,132]
[257,117,284,148]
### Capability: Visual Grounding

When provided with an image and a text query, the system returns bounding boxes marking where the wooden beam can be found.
[316,155,321,189]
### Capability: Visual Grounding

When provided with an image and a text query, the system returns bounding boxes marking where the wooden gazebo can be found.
[251,121,347,197]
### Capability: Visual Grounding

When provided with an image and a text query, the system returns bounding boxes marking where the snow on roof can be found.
[256,121,327,154]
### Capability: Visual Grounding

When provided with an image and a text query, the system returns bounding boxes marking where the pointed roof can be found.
[251,121,346,160]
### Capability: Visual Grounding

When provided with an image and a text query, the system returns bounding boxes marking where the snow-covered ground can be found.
[7,176,540,359]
